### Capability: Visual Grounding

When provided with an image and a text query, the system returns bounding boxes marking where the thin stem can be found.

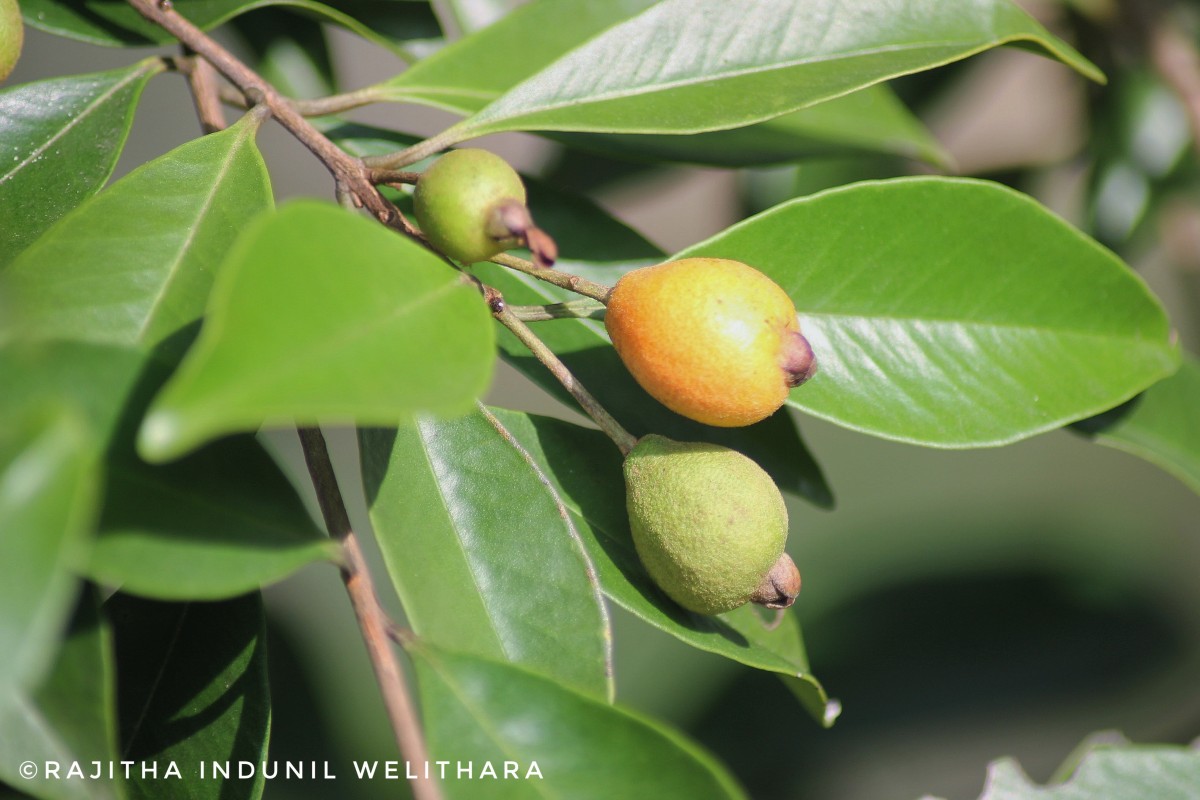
[362,128,463,170]
[182,51,226,133]
[507,299,607,322]
[488,293,636,455]
[491,253,614,303]
[370,168,421,185]
[218,83,387,117]
[297,428,442,800]
[124,0,410,234]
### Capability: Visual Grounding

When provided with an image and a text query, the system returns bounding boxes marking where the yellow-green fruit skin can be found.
[0,0,22,83]
[605,258,805,427]
[413,148,526,264]
[623,435,788,615]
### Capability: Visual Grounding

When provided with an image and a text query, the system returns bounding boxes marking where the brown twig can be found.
[491,253,614,303]
[181,51,226,133]
[507,299,607,321]
[297,428,442,800]
[124,0,418,236]
[217,83,386,117]
[486,290,636,455]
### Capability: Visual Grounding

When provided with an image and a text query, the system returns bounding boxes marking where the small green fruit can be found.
[413,148,555,266]
[623,434,797,615]
[0,0,23,83]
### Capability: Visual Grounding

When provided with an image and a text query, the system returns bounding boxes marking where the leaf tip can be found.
[137,408,184,463]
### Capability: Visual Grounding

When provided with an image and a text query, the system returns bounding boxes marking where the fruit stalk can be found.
[491,253,614,302]
[490,292,637,455]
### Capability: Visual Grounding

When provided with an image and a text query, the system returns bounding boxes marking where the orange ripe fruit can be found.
[605,258,815,427]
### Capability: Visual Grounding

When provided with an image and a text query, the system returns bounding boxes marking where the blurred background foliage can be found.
[10,0,1200,797]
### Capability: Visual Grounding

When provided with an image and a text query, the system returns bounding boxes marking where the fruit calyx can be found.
[749,552,801,609]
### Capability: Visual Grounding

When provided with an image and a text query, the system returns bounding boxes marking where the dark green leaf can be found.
[1075,353,1200,495]
[360,409,612,699]
[0,590,123,800]
[230,9,337,100]
[487,409,837,728]
[0,406,96,697]
[0,61,163,267]
[0,341,333,603]
[138,201,495,462]
[110,593,269,800]
[409,642,747,799]
[21,0,437,54]
[474,263,834,507]
[2,112,273,357]
[974,742,1200,800]
[678,177,1179,447]
[437,0,1103,141]
[552,85,951,168]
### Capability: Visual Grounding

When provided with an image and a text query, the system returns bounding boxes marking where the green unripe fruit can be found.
[413,148,529,265]
[623,434,797,616]
[0,0,23,83]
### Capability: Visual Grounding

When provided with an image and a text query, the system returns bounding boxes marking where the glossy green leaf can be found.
[110,593,269,800]
[1,112,273,357]
[0,408,97,697]
[0,61,162,267]
[21,0,438,54]
[975,744,1200,800]
[1075,353,1200,495]
[677,177,1179,448]
[487,409,837,728]
[138,201,496,462]
[379,0,654,114]
[379,0,945,166]
[360,409,612,698]
[436,0,1102,143]
[0,591,123,800]
[474,263,834,507]
[409,642,747,799]
[553,85,951,168]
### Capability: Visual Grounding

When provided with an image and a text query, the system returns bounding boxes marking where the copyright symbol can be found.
[19,761,37,779]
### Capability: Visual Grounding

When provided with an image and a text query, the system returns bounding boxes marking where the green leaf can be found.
[409,642,747,799]
[436,0,1103,143]
[1075,353,1200,495]
[433,0,525,34]
[474,263,834,507]
[0,590,123,800]
[110,593,269,800]
[487,409,837,728]
[553,84,951,168]
[360,409,612,699]
[379,0,655,114]
[0,407,97,697]
[0,61,163,267]
[138,200,496,462]
[380,0,945,166]
[0,341,147,447]
[1,112,273,357]
[0,341,333,603]
[21,0,438,54]
[976,743,1200,800]
[677,177,1179,448]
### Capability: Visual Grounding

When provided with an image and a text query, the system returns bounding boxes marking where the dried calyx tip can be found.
[781,330,817,388]
[750,552,801,610]
[489,198,557,268]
